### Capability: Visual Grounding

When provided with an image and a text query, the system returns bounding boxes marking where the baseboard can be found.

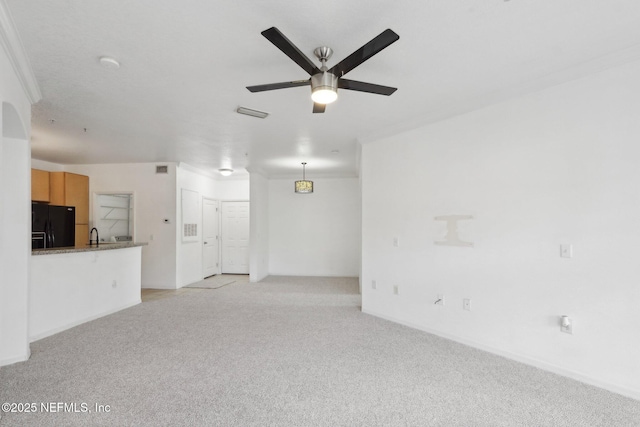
[263,274,360,279]
[142,284,177,290]
[0,347,30,367]
[250,272,269,283]
[29,299,142,343]
[362,308,640,402]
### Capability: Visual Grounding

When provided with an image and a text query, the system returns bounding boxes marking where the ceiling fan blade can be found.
[261,27,321,76]
[246,79,311,93]
[338,79,397,96]
[312,103,326,114]
[329,29,399,77]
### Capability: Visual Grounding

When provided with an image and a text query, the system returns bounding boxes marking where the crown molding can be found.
[0,0,41,104]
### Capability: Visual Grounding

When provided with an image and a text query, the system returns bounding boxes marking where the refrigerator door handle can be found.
[47,220,52,248]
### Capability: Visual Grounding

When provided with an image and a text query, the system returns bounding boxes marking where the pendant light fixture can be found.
[295,162,313,194]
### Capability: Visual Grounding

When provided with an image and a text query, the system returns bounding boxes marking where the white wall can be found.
[361,59,640,400]
[30,247,142,341]
[216,177,250,201]
[249,172,269,282]
[65,163,177,289]
[31,158,64,171]
[0,136,30,365]
[176,165,212,287]
[0,28,35,365]
[176,164,249,287]
[268,178,361,277]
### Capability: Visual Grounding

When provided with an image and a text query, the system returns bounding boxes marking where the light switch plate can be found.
[561,316,573,334]
[560,244,573,258]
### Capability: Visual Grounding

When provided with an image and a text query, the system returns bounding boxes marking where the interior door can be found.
[221,201,250,274]
[202,198,219,278]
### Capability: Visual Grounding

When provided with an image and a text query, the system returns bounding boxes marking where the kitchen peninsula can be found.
[30,242,147,341]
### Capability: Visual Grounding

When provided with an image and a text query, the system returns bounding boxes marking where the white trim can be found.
[29,299,141,343]
[362,307,640,402]
[201,196,220,279]
[0,347,30,367]
[0,0,41,103]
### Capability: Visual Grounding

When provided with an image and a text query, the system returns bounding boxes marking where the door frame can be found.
[202,197,220,279]
[220,200,250,274]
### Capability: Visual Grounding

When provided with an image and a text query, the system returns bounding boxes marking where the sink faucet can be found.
[90,227,99,247]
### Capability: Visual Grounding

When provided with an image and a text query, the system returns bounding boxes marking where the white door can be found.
[202,198,219,278]
[221,201,250,274]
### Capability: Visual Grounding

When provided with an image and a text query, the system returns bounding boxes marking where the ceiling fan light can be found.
[311,71,339,104]
[311,88,338,104]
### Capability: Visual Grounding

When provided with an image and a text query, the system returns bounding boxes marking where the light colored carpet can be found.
[1,276,639,426]
[184,274,249,289]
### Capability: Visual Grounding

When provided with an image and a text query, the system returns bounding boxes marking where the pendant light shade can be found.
[295,162,313,194]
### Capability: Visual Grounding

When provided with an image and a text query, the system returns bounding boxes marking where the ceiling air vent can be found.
[156,165,169,174]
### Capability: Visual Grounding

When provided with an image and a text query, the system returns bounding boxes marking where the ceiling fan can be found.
[246,27,399,113]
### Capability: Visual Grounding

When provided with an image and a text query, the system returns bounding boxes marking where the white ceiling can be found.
[6,0,640,178]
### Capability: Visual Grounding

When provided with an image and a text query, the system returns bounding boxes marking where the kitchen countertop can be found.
[32,242,148,255]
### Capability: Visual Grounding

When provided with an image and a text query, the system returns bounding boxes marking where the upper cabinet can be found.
[49,172,89,224]
[31,169,90,247]
[31,169,50,202]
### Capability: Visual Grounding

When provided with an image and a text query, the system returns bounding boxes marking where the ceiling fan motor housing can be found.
[311,46,338,103]
[311,71,338,94]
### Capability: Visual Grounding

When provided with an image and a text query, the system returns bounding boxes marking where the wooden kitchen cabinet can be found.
[50,172,89,246]
[31,169,50,202]
[75,224,89,248]
[50,172,89,224]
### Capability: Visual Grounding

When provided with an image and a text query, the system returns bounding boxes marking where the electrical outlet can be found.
[393,237,399,247]
[112,280,117,288]
[371,280,377,290]
[435,294,445,305]
[463,298,471,311]
[393,285,399,295]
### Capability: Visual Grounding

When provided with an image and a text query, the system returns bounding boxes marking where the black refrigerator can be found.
[32,203,76,249]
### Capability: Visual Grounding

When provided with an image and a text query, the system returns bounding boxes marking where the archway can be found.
[0,100,31,365]
[2,101,28,139]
